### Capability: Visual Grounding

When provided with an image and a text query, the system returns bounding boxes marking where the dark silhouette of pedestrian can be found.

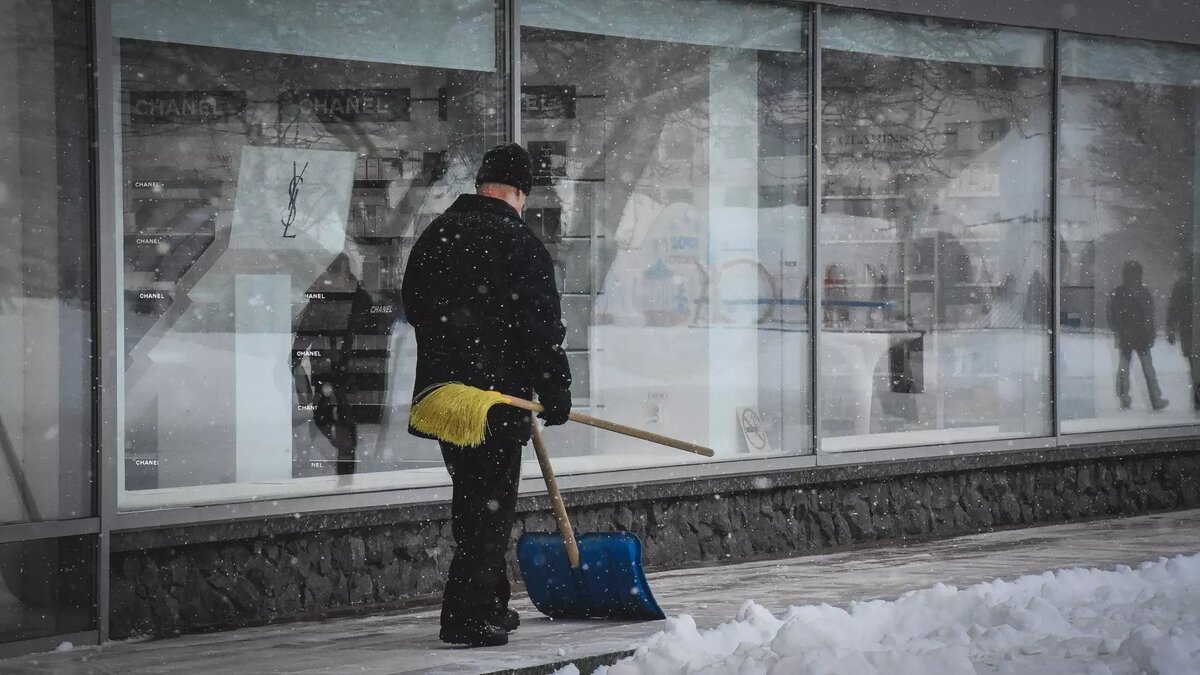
[1108,260,1167,411]
[1167,261,1199,410]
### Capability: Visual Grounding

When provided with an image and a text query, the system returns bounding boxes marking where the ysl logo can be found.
[281,161,309,239]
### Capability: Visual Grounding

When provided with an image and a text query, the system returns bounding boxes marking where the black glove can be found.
[537,388,572,427]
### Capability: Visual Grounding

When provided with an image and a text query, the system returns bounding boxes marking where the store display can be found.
[111,18,511,493]
[522,85,577,119]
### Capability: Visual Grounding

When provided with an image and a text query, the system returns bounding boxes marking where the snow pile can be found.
[591,555,1200,675]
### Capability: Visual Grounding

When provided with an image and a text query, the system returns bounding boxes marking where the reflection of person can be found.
[1108,260,1168,411]
[868,264,889,326]
[824,264,850,326]
[401,144,572,648]
[1167,261,1198,410]
[292,253,375,476]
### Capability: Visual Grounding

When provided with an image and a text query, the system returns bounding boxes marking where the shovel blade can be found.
[517,531,665,620]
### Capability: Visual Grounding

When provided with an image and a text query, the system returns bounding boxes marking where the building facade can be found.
[2,0,1199,653]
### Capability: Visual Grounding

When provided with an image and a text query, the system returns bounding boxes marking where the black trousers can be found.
[440,436,523,627]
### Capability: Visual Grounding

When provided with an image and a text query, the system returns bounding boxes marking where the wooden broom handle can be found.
[531,423,581,569]
[504,396,716,458]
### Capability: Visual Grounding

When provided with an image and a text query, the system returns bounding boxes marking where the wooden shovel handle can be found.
[504,396,716,458]
[531,423,581,569]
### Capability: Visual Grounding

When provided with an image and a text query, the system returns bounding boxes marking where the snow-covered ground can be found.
[3,512,1198,674]
[573,555,1200,675]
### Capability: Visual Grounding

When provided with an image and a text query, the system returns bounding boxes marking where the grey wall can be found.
[108,439,1200,638]
[822,0,1200,46]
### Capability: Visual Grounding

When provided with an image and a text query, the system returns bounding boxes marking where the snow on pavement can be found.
[566,554,1200,675]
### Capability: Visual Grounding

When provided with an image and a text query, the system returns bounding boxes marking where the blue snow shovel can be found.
[517,424,667,620]
[409,384,712,620]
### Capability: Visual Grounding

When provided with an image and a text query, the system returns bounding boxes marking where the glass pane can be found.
[819,10,1052,451]
[112,0,497,72]
[0,536,95,644]
[1058,35,1200,432]
[522,0,811,470]
[113,1,506,509]
[0,0,93,524]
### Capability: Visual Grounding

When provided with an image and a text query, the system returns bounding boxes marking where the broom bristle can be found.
[409,382,509,447]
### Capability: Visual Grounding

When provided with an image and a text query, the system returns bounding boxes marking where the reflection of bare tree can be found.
[822,34,1051,330]
[1081,79,1192,234]
[0,1,91,308]
[823,49,1048,188]
[1061,73,1196,326]
[522,30,718,273]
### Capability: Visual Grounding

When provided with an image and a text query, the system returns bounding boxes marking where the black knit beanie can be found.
[475,143,533,196]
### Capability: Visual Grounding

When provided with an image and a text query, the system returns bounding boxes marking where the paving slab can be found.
[3,510,1200,675]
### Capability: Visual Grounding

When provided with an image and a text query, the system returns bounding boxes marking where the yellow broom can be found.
[410,382,714,457]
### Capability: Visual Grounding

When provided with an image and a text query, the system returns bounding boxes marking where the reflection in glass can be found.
[520,0,810,467]
[0,0,93,524]
[1058,35,1200,432]
[819,10,1052,450]
[114,1,506,508]
[0,536,95,644]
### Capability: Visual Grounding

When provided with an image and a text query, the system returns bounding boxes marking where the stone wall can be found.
[108,442,1200,638]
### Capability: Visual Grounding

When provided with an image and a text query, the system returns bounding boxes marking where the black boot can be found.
[494,608,520,633]
[440,620,509,647]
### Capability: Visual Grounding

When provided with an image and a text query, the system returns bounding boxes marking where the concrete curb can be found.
[484,648,636,675]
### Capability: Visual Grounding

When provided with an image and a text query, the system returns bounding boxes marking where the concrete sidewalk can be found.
[4,510,1200,675]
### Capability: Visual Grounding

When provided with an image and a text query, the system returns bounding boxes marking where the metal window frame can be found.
[509,0,521,145]
[93,0,118,643]
[87,0,1200,524]
[1050,28,1062,438]
[808,3,822,453]
[68,0,1200,648]
[0,519,101,547]
[803,5,1200,454]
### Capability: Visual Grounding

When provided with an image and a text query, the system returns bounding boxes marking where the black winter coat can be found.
[1167,277,1194,357]
[401,194,571,444]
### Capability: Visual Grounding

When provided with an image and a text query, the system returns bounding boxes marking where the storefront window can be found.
[1058,36,1200,432]
[520,0,811,469]
[0,0,93,525]
[111,0,506,509]
[819,10,1052,450]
